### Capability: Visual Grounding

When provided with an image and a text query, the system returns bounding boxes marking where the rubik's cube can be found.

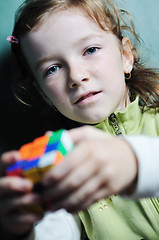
[6,129,73,184]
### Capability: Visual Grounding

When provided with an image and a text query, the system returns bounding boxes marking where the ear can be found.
[121,37,134,74]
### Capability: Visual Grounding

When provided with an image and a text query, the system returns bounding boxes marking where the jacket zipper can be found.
[109,113,122,135]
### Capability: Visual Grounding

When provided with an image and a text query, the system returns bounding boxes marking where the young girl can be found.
[3,0,159,239]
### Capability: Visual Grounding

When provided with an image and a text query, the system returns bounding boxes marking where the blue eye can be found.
[44,65,60,77]
[85,47,98,55]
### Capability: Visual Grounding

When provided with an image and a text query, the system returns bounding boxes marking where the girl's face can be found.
[21,8,134,124]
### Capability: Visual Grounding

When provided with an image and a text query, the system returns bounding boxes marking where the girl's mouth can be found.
[75,91,102,104]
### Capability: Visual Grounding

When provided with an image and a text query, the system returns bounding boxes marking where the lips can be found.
[74,91,102,104]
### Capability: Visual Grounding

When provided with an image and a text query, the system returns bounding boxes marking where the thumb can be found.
[68,125,107,145]
[68,126,91,144]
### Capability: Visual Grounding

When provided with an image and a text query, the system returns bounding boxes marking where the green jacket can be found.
[79,97,159,240]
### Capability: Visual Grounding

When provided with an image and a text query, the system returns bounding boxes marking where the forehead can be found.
[21,8,107,54]
[20,7,120,73]
[31,7,105,38]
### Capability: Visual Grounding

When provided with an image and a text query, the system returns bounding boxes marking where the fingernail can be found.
[21,179,33,190]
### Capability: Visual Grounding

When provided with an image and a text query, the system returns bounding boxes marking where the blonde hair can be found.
[11,0,159,112]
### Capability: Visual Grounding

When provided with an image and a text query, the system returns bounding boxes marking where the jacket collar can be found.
[95,97,142,135]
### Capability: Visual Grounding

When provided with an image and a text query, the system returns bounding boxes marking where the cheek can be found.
[46,86,68,109]
[95,51,121,77]
[39,80,60,103]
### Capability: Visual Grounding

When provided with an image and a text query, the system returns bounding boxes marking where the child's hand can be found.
[0,151,43,238]
[42,126,138,213]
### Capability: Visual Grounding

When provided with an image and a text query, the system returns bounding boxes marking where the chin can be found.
[76,116,108,125]
[66,111,110,125]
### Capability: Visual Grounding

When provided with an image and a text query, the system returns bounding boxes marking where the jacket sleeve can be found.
[123,135,159,199]
[34,209,81,240]
[2,210,81,240]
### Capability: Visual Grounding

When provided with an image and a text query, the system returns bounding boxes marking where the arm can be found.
[41,127,159,211]
[124,135,159,198]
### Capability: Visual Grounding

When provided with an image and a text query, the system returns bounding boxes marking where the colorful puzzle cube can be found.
[6,129,73,184]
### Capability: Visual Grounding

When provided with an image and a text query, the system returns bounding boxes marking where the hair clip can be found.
[7,35,19,44]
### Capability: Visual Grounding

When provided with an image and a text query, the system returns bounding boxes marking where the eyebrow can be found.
[36,55,55,71]
[76,33,103,46]
[35,33,103,71]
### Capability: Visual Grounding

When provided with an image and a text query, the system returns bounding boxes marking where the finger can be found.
[48,175,109,213]
[42,140,91,185]
[0,151,20,176]
[42,155,99,201]
[0,177,33,196]
[2,212,42,235]
[0,151,19,165]
[47,163,115,213]
[71,186,112,213]
[69,126,104,144]
[0,193,41,214]
[43,127,109,185]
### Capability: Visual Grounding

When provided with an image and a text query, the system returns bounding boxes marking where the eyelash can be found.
[84,46,100,56]
[44,65,61,78]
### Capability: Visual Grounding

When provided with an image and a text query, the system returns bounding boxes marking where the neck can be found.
[118,87,130,112]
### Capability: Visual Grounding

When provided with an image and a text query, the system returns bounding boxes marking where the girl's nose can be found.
[68,62,89,88]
